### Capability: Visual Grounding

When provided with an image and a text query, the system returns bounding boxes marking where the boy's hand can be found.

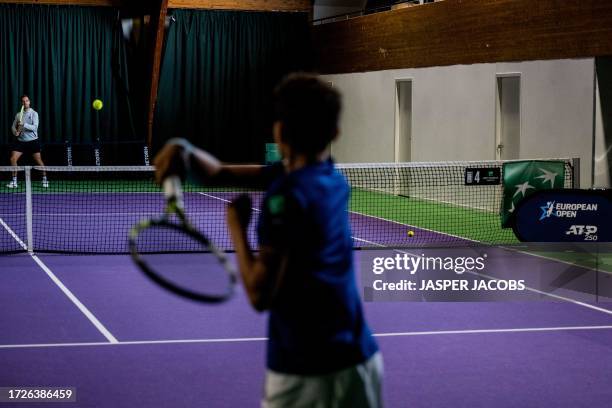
[228,194,252,230]
[153,138,222,185]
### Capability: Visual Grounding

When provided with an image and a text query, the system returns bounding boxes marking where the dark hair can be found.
[273,73,341,155]
[21,94,29,100]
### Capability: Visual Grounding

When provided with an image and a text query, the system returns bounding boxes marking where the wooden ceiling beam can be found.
[168,0,311,12]
[146,0,169,150]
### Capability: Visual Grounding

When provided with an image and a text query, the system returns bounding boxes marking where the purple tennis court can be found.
[1,189,612,407]
[2,1,612,407]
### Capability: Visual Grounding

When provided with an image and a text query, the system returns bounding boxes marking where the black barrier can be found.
[513,189,611,242]
[1,142,149,166]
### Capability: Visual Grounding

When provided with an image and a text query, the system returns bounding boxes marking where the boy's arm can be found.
[154,138,266,185]
[216,164,266,186]
[227,203,285,311]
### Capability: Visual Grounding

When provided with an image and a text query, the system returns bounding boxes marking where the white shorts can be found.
[262,352,384,408]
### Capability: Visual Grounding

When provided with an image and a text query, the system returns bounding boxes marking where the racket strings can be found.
[132,223,235,302]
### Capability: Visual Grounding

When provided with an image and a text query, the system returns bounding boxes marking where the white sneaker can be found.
[6,180,18,188]
[42,179,49,188]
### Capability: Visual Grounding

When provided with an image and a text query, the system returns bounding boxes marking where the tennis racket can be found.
[15,105,24,136]
[129,176,237,302]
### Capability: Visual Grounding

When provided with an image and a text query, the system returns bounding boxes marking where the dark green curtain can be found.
[154,9,313,162]
[0,4,136,147]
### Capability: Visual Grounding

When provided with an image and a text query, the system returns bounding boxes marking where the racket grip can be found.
[163,176,184,209]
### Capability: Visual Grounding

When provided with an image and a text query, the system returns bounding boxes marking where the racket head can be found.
[129,218,237,303]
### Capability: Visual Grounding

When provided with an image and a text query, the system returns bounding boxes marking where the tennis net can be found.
[0,159,576,254]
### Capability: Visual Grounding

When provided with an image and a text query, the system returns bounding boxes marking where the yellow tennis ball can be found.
[407,230,414,237]
[92,99,103,111]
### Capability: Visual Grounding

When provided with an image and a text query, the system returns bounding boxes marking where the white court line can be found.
[198,192,233,204]
[349,209,473,243]
[374,325,612,337]
[1,325,612,350]
[499,246,610,274]
[0,217,26,248]
[0,216,118,344]
[199,191,468,243]
[199,193,378,245]
[352,237,386,247]
[469,270,612,316]
[29,255,118,343]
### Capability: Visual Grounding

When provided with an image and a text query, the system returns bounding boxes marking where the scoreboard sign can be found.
[465,168,501,185]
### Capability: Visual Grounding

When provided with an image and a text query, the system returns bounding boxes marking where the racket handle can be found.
[163,176,184,210]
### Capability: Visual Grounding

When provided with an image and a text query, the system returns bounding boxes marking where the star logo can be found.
[539,201,556,221]
[535,168,558,188]
[513,181,534,198]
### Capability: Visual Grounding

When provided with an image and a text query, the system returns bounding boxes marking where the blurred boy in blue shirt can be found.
[155,73,382,407]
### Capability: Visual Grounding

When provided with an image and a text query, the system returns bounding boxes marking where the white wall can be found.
[323,58,600,187]
[594,78,611,187]
[328,71,396,162]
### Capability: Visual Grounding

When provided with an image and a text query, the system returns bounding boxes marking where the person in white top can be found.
[7,95,48,188]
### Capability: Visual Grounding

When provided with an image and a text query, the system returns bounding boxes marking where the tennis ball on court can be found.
[92,99,103,111]
[407,230,414,237]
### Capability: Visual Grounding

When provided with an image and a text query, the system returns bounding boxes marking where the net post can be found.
[571,157,580,188]
[25,166,33,253]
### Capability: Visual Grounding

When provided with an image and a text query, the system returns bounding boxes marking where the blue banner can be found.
[512,189,611,242]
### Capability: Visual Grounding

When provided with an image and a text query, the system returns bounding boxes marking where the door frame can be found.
[495,72,522,160]
[394,77,414,163]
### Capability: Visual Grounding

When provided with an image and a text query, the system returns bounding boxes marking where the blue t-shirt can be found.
[258,159,378,375]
